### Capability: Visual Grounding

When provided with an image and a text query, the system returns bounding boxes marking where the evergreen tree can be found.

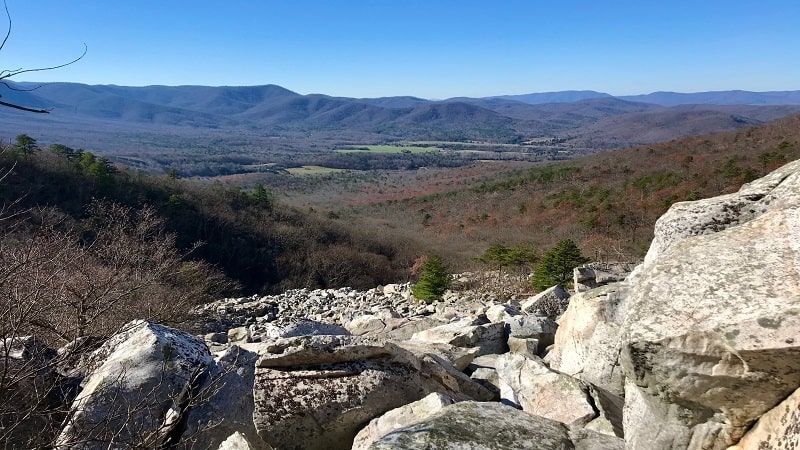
[411,255,451,303]
[531,239,589,291]
[11,134,38,157]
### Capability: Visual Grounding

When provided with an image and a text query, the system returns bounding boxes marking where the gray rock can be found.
[728,385,800,449]
[573,263,633,293]
[394,340,480,371]
[181,346,268,450]
[507,336,540,357]
[368,401,575,449]
[345,314,387,336]
[620,161,800,449]
[56,320,213,449]
[227,326,251,344]
[410,317,508,356]
[496,353,597,428]
[248,335,489,450]
[351,392,456,450]
[520,285,571,319]
[547,284,628,397]
[261,318,350,339]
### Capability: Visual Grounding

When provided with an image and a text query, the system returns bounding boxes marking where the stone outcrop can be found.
[520,285,571,319]
[367,401,623,450]
[621,207,800,446]
[30,159,800,450]
[547,284,628,397]
[496,353,597,428]
[351,392,456,450]
[56,320,213,449]
[245,335,491,450]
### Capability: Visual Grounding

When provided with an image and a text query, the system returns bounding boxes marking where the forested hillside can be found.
[337,114,800,265]
[0,138,417,294]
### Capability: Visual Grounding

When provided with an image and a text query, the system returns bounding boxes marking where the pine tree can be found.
[531,239,589,291]
[411,255,451,303]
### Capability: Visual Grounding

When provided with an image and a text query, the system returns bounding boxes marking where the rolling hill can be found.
[1,82,800,166]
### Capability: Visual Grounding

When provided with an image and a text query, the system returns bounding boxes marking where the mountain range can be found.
[1,81,799,157]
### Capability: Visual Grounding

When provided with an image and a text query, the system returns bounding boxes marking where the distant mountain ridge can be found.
[2,81,800,154]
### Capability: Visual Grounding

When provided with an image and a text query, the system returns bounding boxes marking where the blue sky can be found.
[2,1,799,98]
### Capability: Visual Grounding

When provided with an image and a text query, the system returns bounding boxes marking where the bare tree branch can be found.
[0,0,86,113]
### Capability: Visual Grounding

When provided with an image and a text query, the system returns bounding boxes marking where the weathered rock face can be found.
[728,385,800,449]
[410,316,508,356]
[547,284,628,397]
[351,392,456,450]
[181,346,268,450]
[56,320,213,449]
[620,161,800,449]
[367,401,622,450]
[638,158,800,272]
[573,263,633,293]
[247,335,489,450]
[496,353,597,428]
[520,285,571,319]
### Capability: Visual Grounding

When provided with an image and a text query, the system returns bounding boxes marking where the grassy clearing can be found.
[286,166,348,175]
[336,145,441,154]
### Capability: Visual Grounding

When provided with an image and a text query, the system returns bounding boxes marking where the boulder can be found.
[520,285,571,319]
[505,314,558,351]
[181,346,268,450]
[217,432,255,450]
[573,263,632,293]
[470,367,501,399]
[727,385,800,449]
[56,320,213,449]
[496,353,597,428]
[410,316,507,356]
[351,392,456,450]
[393,340,480,371]
[368,401,612,450]
[506,336,539,357]
[261,318,350,339]
[546,283,628,396]
[345,314,387,336]
[620,161,800,448]
[227,326,251,344]
[485,303,519,323]
[248,335,488,450]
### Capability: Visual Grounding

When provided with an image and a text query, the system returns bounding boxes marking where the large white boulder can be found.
[56,320,213,449]
[367,401,622,450]
[620,160,800,449]
[248,335,489,450]
[351,392,456,450]
[547,284,628,397]
[496,353,597,428]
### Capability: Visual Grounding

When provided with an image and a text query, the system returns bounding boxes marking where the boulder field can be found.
[16,160,800,449]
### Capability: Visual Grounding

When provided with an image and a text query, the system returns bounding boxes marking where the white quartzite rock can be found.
[620,161,800,449]
[56,320,213,449]
[495,353,597,428]
[351,392,456,450]
[727,385,800,449]
[367,401,622,450]
[547,283,628,397]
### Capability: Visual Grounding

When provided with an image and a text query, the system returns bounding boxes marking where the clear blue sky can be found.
[2,0,799,99]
